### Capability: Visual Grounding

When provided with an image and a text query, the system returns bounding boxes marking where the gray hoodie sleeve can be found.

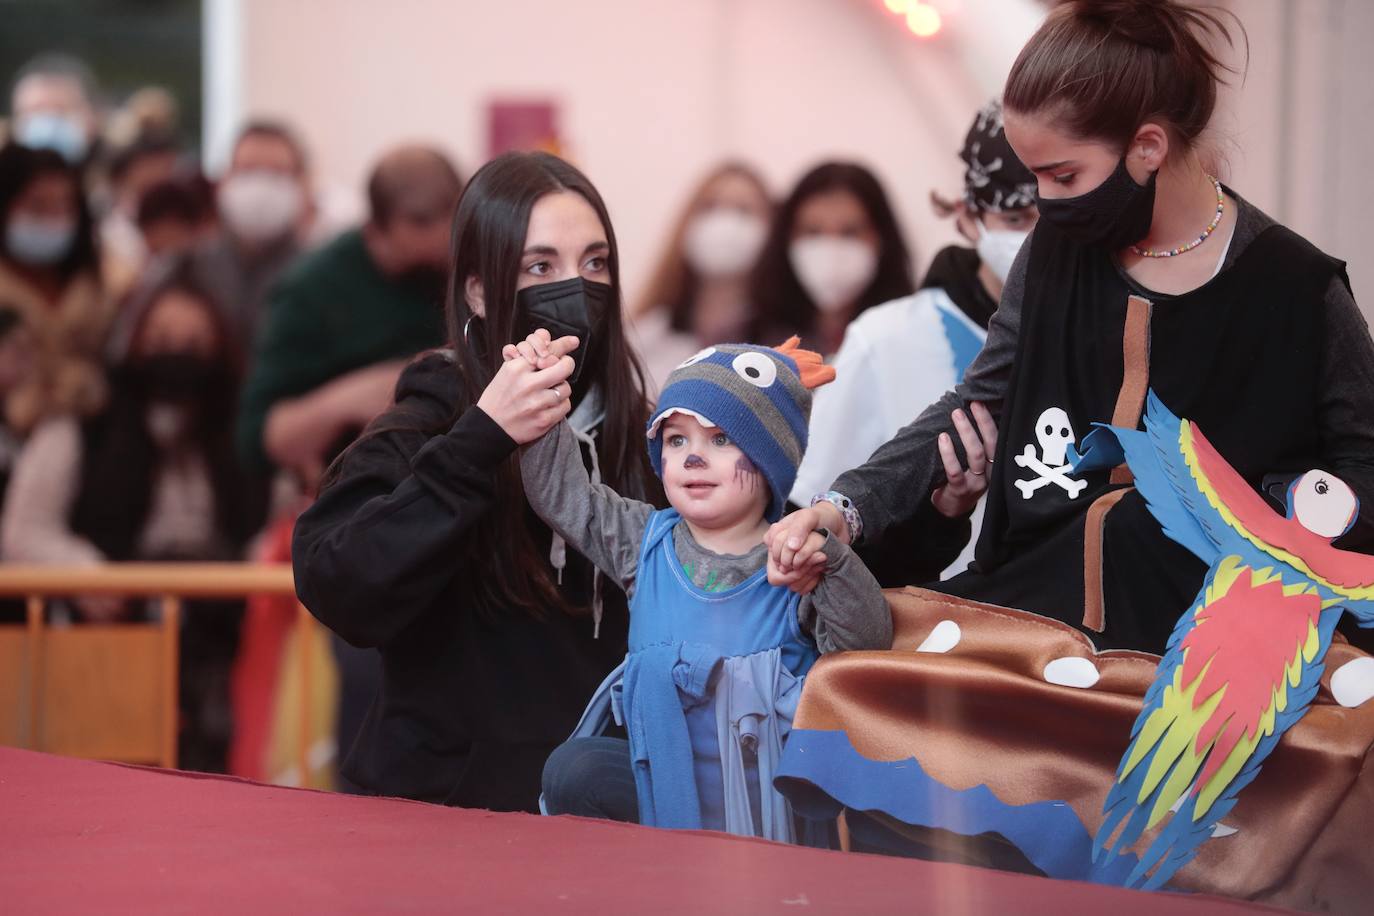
[830,234,1029,544]
[519,420,653,596]
[797,531,893,653]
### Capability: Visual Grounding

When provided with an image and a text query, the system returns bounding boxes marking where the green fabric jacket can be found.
[235,229,446,470]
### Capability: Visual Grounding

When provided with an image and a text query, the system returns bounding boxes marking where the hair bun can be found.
[1006,0,1240,152]
[1070,0,1178,51]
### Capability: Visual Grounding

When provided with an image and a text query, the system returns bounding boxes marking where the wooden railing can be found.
[0,564,315,776]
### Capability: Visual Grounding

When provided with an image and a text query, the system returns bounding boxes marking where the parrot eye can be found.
[1292,469,1358,538]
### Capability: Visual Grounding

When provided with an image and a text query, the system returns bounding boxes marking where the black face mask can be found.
[1035,158,1157,250]
[127,353,219,403]
[515,276,612,387]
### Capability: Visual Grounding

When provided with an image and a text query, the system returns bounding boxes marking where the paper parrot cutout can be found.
[1069,392,1374,890]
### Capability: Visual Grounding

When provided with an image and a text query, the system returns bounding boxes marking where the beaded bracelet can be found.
[810,491,863,544]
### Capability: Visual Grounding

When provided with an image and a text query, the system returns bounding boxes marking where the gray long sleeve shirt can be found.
[833,195,1374,550]
[520,421,892,653]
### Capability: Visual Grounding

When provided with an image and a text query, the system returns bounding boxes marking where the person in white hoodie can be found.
[790,100,1038,577]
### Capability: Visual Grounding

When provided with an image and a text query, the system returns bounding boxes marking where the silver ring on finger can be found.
[968,469,985,477]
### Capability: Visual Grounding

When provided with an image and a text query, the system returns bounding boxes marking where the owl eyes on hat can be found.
[677,347,717,369]
[732,351,777,388]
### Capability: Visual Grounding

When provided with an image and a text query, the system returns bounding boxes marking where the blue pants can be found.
[542,736,640,823]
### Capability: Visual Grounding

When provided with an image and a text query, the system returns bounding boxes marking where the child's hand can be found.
[477,348,576,444]
[765,528,828,593]
[502,328,580,372]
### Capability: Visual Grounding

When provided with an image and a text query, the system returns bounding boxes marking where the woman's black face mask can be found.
[1035,157,1158,250]
[514,276,612,386]
[127,352,220,403]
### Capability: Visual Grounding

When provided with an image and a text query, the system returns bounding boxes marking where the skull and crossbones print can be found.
[1013,407,1088,499]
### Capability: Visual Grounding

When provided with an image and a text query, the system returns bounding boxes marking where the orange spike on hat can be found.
[773,336,836,390]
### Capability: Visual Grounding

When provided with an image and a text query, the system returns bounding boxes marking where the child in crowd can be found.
[514,331,890,842]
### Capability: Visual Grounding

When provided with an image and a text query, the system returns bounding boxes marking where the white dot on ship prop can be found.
[1043,656,1100,688]
[1331,657,1374,708]
[915,620,961,654]
[1014,407,1088,500]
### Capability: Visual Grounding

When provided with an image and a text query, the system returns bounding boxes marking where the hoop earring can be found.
[463,313,484,354]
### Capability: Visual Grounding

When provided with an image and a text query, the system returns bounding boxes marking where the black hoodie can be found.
[292,351,629,809]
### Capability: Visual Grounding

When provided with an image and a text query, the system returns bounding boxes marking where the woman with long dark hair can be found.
[630,162,771,393]
[292,152,658,809]
[2,256,265,582]
[0,142,111,434]
[749,161,914,355]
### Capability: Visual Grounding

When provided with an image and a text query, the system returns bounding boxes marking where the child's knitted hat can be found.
[646,337,835,522]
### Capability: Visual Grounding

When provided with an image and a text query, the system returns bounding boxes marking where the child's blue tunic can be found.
[572,508,819,840]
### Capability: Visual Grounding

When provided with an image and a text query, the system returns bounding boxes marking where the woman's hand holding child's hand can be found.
[766,528,828,593]
[477,328,580,444]
[765,502,842,593]
[765,401,997,593]
[503,327,575,372]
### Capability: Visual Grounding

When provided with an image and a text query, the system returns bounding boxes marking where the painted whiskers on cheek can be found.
[733,455,760,493]
[684,454,707,470]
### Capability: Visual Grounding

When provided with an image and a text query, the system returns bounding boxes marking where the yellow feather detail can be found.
[1303,620,1320,663]
[1196,719,1265,817]
[1281,644,1301,700]
[1136,658,1225,822]
[1150,704,1216,827]
[1124,664,1187,778]
[1282,580,1311,599]
[1206,556,1246,605]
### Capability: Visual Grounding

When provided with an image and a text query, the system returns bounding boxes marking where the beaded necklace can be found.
[1130,174,1224,258]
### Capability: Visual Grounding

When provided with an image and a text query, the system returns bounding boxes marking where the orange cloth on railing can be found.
[229,506,337,787]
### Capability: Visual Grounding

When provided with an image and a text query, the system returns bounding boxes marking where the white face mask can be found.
[16,111,90,164]
[218,170,303,243]
[5,216,76,266]
[974,218,1029,284]
[682,208,767,277]
[788,236,878,313]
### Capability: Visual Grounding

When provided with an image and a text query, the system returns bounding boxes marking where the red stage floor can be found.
[0,748,1281,914]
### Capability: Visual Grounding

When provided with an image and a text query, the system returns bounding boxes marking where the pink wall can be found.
[227,0,1041,303]
[226,0,1374,320]
[1217,0,1373,319]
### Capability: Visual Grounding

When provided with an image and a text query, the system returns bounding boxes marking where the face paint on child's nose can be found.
[684,454,707,470]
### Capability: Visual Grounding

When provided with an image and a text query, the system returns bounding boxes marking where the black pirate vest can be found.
[937,207,1347,650]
